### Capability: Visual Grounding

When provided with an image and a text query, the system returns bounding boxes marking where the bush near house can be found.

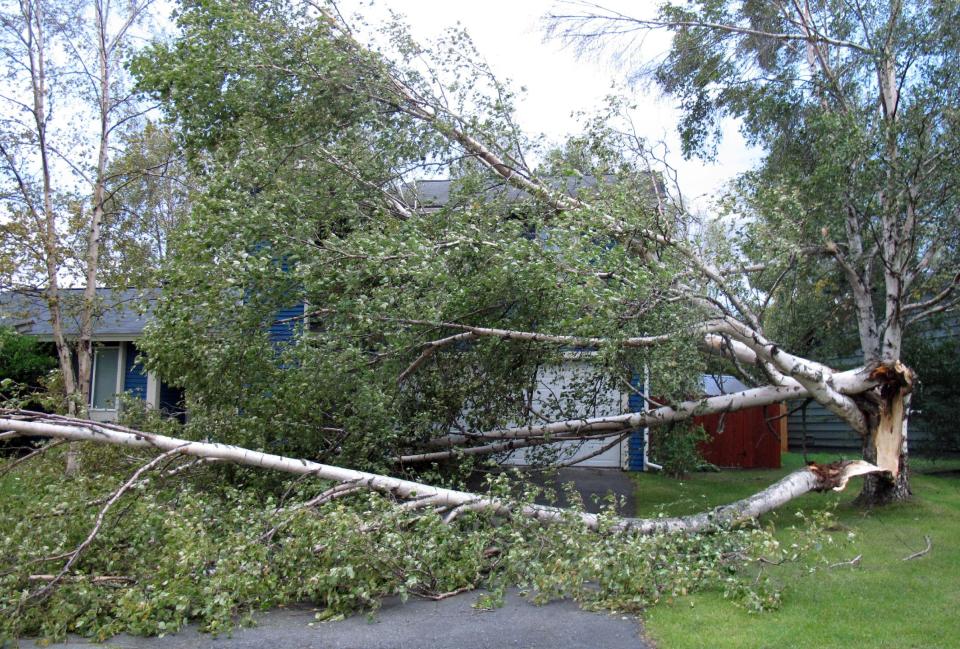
[0,327,55,392]
[0,327,57,420]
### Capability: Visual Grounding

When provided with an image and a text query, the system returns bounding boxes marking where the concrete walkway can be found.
[22,589,651,649]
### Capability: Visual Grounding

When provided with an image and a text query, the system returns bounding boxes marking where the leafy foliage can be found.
[0,448,834,642]
[0,328,55,391]
[129,0,701,470]
[651,422,710,478]
[98,123,193,288]
[0,328,57,412]
[651,0,960,362]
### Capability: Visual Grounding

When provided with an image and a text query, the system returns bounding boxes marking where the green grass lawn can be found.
[636,453,960,649]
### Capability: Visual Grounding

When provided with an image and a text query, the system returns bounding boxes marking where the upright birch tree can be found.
[0,0,156,460]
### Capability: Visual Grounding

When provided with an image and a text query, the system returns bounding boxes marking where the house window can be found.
[91,345,122,410]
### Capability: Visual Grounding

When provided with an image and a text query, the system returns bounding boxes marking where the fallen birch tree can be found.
[1,411,854,640]
[315,2,940,505]
[0,409,880,534]
[120,0,958,520]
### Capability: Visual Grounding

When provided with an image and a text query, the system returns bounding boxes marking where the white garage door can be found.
[498,359,624,469]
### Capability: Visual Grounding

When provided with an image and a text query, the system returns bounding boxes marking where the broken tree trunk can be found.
[856,362,914,505]
[0,410,884,535]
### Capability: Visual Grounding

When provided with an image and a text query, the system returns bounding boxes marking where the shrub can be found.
[652,422,710,478]
[0,327,56,401]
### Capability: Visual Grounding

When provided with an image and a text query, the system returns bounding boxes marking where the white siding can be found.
[499,359,624,468]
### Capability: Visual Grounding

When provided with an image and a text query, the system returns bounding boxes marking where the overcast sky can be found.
[337,0,762,212]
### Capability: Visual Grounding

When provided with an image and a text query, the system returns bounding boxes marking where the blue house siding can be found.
[627,373,645,471]
[123,342,147,400]
[786,400,859,452]
[269,303,304,344]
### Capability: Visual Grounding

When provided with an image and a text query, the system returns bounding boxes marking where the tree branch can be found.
[0,411,883,535]
[27,445,188,602]
[546,5,874,54]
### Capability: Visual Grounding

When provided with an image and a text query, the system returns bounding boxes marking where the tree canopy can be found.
[131,0,701,470]
[548,0,960,360]
[547,0,960,497]
[111,0,960,507]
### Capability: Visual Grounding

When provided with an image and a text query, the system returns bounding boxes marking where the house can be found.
[0,289,184,422]
[0,180,789,469]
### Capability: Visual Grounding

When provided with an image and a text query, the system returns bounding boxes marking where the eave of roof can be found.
[0,288,158,339]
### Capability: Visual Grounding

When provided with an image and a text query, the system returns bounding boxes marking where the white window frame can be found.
[89,343,125,413]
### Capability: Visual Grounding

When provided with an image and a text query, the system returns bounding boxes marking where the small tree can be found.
[0,0,156,466]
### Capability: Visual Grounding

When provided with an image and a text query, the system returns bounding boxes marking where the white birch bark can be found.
[2,0,153,472]
[0,412,883,534]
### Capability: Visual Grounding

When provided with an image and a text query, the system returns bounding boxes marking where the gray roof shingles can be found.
[409,176,615,209]
[0,288,158,339]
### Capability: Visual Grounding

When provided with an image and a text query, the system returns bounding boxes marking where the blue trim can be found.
[628,432,645,471]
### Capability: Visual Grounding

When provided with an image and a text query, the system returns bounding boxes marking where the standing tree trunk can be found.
[857,364,913,505]
[1,0,153,474]
[862,383,916,503]
[72,0,116,473]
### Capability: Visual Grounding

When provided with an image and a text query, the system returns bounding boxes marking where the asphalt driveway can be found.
[469,466,637,515]
[21,589,651,649]
[21,469,647,649]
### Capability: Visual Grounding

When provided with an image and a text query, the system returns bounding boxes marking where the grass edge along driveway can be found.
[635,452,960,649]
